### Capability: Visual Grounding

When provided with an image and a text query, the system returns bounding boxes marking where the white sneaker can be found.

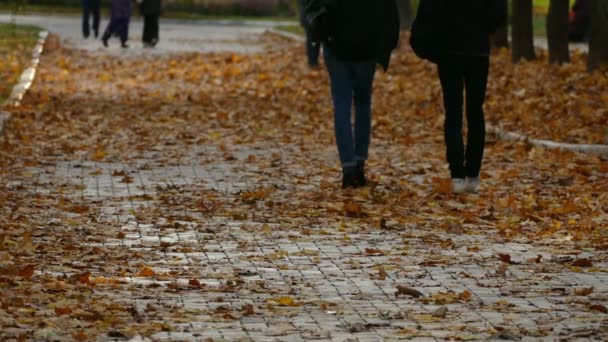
[451,178,467,194]
[465,177,480,193]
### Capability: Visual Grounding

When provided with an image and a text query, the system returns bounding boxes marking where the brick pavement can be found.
[0,19,607,342]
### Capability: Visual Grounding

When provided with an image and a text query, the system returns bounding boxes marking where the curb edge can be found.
[0,30,49,135]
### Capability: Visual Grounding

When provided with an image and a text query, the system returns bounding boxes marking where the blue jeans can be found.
[324,47,376,168]
[82,0,100,38]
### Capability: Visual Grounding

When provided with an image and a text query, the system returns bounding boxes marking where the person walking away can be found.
[569,0,591,42]
[322,0,400,188]
[298,0,321,67]
[101,0,132,48]
[82,0,101,38]
[431,0,506,193]
[141,0,162,47]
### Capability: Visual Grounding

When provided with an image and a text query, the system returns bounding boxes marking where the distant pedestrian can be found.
[411,0,506,193]
[569,0,590,42]
[321,0,400,188]
[140,0,162,47]
[82,0,101,38]
[298,0,321,67]
[101,0,132,48]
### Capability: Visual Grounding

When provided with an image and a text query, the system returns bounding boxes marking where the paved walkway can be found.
[0,15,606,342]
[0,14,285,54]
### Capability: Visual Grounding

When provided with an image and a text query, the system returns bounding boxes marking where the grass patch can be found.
[0,23,41,104]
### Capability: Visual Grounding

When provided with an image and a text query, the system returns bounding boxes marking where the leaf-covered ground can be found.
[0,23,40,102]
[0,33,607,340]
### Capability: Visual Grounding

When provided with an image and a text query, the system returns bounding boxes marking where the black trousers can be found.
[437,55,489,179]
[82,0,101,38]
[305,28,321,67]
[142,14,159,45]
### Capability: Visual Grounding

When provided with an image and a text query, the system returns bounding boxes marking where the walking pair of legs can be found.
[438,55,489,193]
[324,47,376,189]
[82,0,100,38]
[102,18,130,48]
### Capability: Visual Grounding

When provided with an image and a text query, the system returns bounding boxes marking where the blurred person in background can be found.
[141,0,162,47]
[82,0,101,38]
[569,0,590,42]
[298,0,321,67]
[101,0,133,48]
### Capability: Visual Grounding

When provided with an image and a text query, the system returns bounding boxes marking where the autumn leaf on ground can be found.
[344,201,364,218]
[18,264,35,279]
[395,285,423,298]
[572,258,593,267]
[268,296,301,307]
[432,178,452,195]
[136,267,156,277]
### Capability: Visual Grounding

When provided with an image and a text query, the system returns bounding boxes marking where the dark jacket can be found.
[442,0,507,56]
[110,0,132,19]
[326,0,400,70]
[141,0,162,16]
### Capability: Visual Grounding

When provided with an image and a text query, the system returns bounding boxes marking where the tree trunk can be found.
[492,26,510,49]
[492,0,509,49]
[511,0,536,62]
[547,0,570,64]
[588,0,608,71]
[396,0,413,30]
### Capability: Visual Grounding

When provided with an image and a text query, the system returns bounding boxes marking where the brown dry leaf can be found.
[91,147,107,161]
[378,268,388,280]
[589,304,608,313]
[432,178,452,195]
[241,304,255,316]
[572,258,593,268]
[189,279,202,288]
[497,253,512,264]
[395,285,423,298]
[573,287,594,296]
[270,296,301,307]
[344,201,363,218]
[459,290,472,301]
[55,307,72,316]
[137,267,156,277]
[18,264,35,279]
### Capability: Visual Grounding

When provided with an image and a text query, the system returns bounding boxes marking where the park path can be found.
[0,15,607,342]
[0,14,287,54]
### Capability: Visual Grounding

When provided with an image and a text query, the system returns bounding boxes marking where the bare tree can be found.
[492,0,509,49]
[396,0,413,30]
[588,0,608,71]
[511,0,536,62]
[547,0,570,64]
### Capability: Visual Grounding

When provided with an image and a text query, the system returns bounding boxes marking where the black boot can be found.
[342,166,357,189]
[355,160,367,187]
[102,36,109,47]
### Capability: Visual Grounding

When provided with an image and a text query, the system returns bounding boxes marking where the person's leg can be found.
[438,57,466,180]
[352,60,376,185]
[142,15,151,44]
[119,18,130,46]
[82,0,91,38]
[101,18,116,46]
[463,56,489,179]
[92,0,100,37]
[151,14,159,45]
[306,29,320,67]
[324,47,357,186]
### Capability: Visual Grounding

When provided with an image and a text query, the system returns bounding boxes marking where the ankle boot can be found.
[342,166,357,189]
[355,160,367,187]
